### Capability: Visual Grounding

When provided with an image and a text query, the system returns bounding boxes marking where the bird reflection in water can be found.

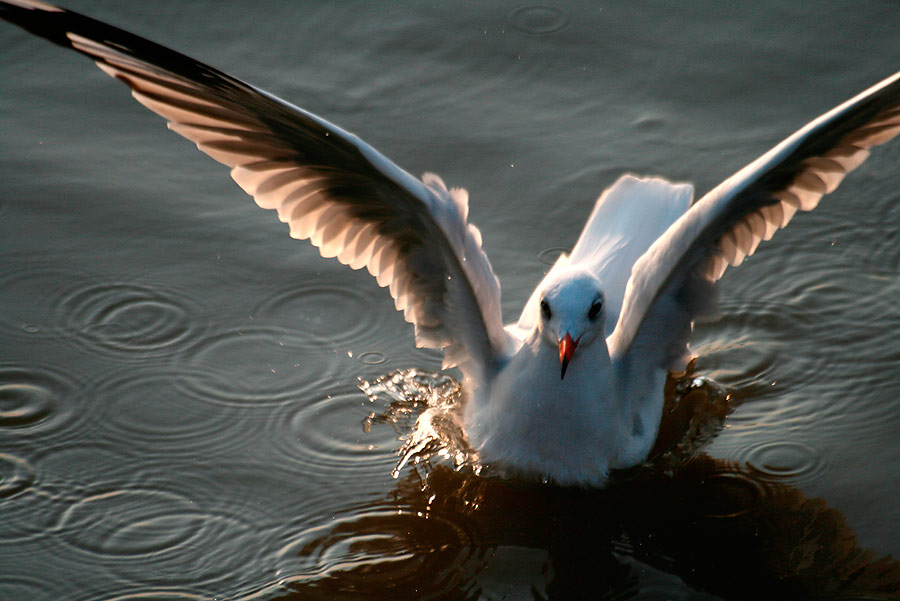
[259,367,900,601]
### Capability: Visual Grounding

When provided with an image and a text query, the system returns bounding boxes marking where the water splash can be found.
[360,369,478,479]
[361,363,736,485]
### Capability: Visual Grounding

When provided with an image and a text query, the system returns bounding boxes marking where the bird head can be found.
[537,270,606,379]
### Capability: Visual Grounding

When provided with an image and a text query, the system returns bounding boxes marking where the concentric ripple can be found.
[271,388,398,478]
[100,592,209,601]
[0,378,53,428]
[58,489,206,556]
[92,368,251,455]
[357,351,388,366]
[55,484,273,588]
[275,505,484,596]
[0,363,91,441]
[0,453,35,498]
[55,282,202,358]
[252,283,388,349]
[61,467,276,590]
[0,262,95,341]
[176,324,340,407]
[0,575,54,601]
[509,5,570,36]
[32,441,138,490]
[110,510,263,589]
[536,246,569,266]
[742,440,829,484]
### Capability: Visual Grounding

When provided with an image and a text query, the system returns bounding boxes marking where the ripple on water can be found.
[509,5,570,36]
[0,378,52,428]
[356,350,387,366]
[54,282,204,359]
[176,324,340,407]
[693,299,812,392]
[0,448,82,543]
[67,462,285,590]
[270,388,398,479]
[275,505,484,597]
[169,460,338,534]
[55,486,268,588]
[92,368,252,456]
[99,592,209,601]
[110,509,263,589]
[0,363,91,442]
[58,489,205,556]
[252,283,388,349]
[741,439,829,484]
[0,262,95,340]
[0,487,66,543]
[0,453,35,499]
[32,441,137,490]
[0,575,54,601]
[536,246,569,266]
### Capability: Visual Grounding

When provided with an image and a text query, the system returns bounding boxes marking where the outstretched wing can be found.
[608,69,900,363]
[0,0,508,379]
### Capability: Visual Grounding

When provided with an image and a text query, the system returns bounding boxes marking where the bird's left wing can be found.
[0,0,509,379]
[608,69,900,363]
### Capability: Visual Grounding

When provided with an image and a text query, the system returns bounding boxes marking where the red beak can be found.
[558,333,578,379]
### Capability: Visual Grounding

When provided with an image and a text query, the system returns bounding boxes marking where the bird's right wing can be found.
[0,0,509,379]
[609,69,900,364]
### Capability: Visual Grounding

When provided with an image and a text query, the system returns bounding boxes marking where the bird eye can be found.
[540,299,552,320]
[588,300,603,321]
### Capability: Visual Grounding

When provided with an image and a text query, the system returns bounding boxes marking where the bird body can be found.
[3,0,900,486]
[468,176,694,484]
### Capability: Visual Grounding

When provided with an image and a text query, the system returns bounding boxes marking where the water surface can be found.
[1,1,899,599]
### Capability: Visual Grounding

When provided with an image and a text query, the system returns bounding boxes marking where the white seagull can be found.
[3,0,900,486]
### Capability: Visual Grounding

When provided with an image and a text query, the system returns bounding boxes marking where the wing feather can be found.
[0,0,508,379]
[610,69,900,361]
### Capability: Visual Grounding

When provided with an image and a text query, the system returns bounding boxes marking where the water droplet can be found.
[360,369,474,478]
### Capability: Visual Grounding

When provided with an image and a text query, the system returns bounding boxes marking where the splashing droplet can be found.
[360,369,478,478]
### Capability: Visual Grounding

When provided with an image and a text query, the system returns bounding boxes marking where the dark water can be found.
[2,1,900,599]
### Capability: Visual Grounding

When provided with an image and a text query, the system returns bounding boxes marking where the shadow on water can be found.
[248,370,900,601]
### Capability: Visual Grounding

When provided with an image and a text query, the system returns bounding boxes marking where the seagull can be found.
[3,0,900,486]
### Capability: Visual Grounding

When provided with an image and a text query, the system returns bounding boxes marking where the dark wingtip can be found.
[0,1,81,50]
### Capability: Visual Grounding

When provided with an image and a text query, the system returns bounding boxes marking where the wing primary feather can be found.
[610,69,900,362]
